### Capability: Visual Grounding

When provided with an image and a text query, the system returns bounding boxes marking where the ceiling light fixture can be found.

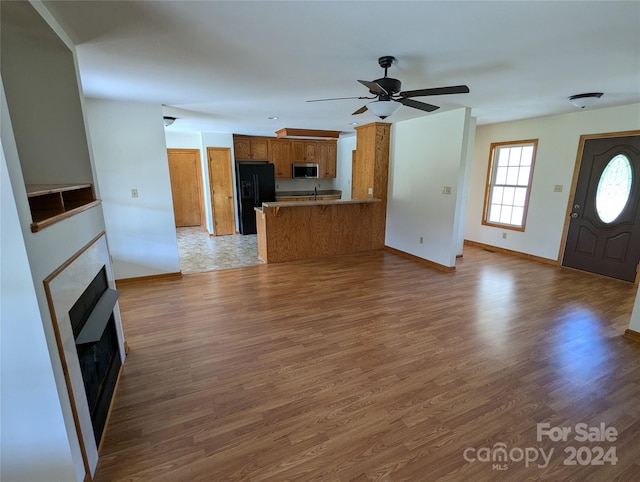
[569,92,603,109]
[163,116,177,127]
[367,100,401,119]
[268,116,279,120]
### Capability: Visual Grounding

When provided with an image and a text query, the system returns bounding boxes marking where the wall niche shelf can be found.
[26,183,101,233]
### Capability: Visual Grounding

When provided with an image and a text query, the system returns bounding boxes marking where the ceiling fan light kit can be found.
[569,92,603,109]
[306,55,470,119]
[366,100,402,119]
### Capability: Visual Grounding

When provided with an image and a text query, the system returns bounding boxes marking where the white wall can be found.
[386,108,474,268]
[1,139,77,482]
[164,130,202,149]
[2,3,112,477]
[465,103,640,260]
[453,116,476,256]
[629,290,640,333]
[1,0,93,185]
[335,134,356,199]
[86,99,181,280]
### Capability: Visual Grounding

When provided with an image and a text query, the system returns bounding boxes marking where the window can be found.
[483,140,538,231]
[595,154,633,224]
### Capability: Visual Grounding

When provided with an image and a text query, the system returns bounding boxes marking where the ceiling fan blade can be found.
[352,105,368,115]
[397,98,440,112]
[307,96,373,103]
[399,85,470,98]
[358,80,388,96]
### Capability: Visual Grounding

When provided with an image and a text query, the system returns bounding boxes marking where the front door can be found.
[207,147,235,235]
[562,132,640,282]
[167,149,204,227]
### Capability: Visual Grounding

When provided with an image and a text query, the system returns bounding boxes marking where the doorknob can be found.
[571,212,579,218]
[226,196,232,200]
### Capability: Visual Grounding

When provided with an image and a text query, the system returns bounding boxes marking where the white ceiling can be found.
[43,1,640,137]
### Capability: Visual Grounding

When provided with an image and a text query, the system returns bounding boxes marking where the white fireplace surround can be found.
[44,233,125,477]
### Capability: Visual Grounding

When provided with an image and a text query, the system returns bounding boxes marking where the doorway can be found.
[562,132,640,282]
[167,149,205,228]
[170,147,263,274]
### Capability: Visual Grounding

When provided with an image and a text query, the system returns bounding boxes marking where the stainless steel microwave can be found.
[292,163,319,179]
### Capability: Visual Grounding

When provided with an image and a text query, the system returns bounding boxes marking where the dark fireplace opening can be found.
[69,266,121,445]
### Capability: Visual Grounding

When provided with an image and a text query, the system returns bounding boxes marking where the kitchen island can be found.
[255,198,384,263]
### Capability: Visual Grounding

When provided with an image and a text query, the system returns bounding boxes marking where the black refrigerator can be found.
[235,161,276,234]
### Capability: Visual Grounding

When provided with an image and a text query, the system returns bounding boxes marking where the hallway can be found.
[176,227,263,274]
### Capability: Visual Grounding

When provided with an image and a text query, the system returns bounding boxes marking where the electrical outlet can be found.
[368,187,373,195]
[131,188,138,198]
[554,184,563,192]
[442,186,452,195]
[502,232,507,239]
[419,236,424,244]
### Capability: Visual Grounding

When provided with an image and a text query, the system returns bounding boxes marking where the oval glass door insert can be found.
[595,154,633,223]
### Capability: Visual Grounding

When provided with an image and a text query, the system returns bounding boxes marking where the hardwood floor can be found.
[99,246,640,481]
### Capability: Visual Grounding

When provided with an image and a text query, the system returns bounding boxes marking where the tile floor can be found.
[176,227,264,274]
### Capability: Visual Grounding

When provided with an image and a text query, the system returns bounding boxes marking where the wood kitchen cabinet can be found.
[352,122,390,249]
[235,135,337,178]
[291,140,318,163]
[233,135,269,160]
[353,122,390,201]
[317,141,337,178]
[292,139,337,178]
[268,138,292,178]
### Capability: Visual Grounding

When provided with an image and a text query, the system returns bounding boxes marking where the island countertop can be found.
[258,198,380,210]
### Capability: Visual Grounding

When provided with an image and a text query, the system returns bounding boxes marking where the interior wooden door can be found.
[207,147,235,235]
[167,149,203,227]
[562,132,640,282]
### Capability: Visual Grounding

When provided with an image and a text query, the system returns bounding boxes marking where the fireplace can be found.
[44,233,126,478]
[69,266,121,445]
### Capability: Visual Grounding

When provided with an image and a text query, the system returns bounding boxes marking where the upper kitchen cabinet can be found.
[291,139,337,178]
[233,135,269,160]
[235,135,337,178]
[318,141,337,178]
[291,140,317,163]
[268,139,292,178]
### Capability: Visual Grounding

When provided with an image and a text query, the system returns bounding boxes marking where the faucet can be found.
[314,186,317,201]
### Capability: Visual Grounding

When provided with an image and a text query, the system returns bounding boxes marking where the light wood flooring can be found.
[99,246,640,481]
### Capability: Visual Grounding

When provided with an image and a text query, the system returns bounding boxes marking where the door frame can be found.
[167,148,206,230]
[207,147,236,236]
[558,129,640,284]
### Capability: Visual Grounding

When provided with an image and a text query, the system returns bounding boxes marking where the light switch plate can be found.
[131,189,138,198]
